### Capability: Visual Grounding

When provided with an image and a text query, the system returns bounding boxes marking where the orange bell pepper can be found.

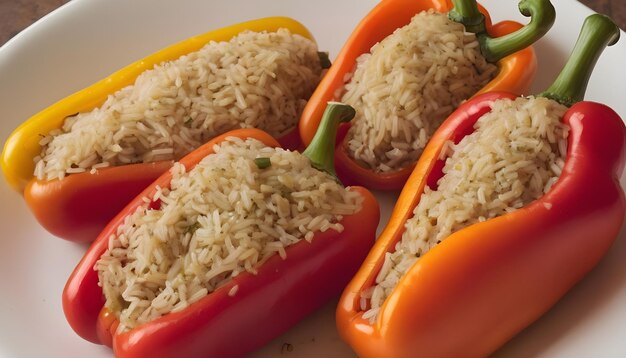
[337,14,625,357]
[299,0,555,190]
[1,17,319,242]
[63,103,380,357]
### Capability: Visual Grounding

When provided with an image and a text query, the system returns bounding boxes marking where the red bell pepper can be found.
[63,103,380,357]
[299,0,555,190]
[337,14,625,357]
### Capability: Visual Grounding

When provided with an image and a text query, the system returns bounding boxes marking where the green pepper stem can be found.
[540,14,620,106]
[448,0,486,34]
[481,0,555,62]
[449,0,555,63]
[318,51,332,69]
[302,102,355,180]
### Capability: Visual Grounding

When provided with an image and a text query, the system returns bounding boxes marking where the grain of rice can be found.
[96,137,363,332]
[35,29,322,180]
[340,10,497,172]
[363,96,569,321]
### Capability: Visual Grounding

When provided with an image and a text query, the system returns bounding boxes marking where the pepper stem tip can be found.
[318,51,332,69]
[479,0,555,63]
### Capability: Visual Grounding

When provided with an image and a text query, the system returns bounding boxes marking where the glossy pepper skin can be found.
[336,13,626,356]
[1,17,313,242]
[63,127,380,357]
[299,0,548,190]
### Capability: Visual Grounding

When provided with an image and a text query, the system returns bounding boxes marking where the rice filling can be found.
[35,29,322,181]
[361,96,570,321]
[96,137,363,332]
[341,10,498,172]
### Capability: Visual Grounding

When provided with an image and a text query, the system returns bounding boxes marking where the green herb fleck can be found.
[254,157,271,169]
[185,222,201,235]
[184,117,193,127]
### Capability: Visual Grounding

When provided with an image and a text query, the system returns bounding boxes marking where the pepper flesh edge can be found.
[2,16,316,192]
[63,127,381,357]
[336,94,626,357]
[298,0,537,189]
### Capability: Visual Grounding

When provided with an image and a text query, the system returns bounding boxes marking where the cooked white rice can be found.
[34,29,322,181]
[95,137,363,332]
[361,96,569,321]
[340,10,498,172]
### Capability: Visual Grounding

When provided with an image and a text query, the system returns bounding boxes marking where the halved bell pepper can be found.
[63,103,380,357]
[1,17,318,242]
[299,0,555,190]
[337,14,625,357]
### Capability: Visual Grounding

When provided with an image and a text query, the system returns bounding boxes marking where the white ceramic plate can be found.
[1,0,625,357]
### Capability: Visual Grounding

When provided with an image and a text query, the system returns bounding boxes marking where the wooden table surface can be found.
[1,0,625,46]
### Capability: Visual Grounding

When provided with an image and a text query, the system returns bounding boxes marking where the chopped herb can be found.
[185,222,201,235]
[254,157,271,169]
[184,117,193,127]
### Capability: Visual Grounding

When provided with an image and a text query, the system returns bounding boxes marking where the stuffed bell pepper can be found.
[63,103,380,357]
[337,14,625,357]
[299,0,555,189]
[1,17,329,242]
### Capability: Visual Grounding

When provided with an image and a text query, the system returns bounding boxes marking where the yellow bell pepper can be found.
[2,16,314,192]
[1,17,316,242]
